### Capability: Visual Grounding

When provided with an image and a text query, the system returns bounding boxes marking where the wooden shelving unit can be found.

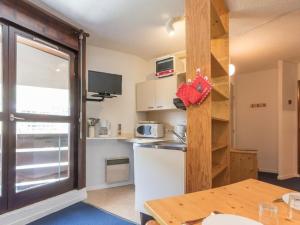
[212,144,228,152]
[212,163,227,179]
[211,0,230,188]
[185,0,229,192]
[212,87,229,101]
[212,116,229,122]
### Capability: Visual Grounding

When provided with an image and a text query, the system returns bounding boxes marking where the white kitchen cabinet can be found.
[136,80,156,111]
[136,76,179,112]
[155,76,177,110]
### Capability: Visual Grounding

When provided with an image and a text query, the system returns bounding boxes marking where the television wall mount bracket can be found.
[86,93,117,102]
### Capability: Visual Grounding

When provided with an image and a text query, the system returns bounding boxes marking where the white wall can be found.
[86,45,150,189]
[86,140,134,190]
[235,62,300,178]
[277,60,298,179]
[235,68,279,173]
[86,45,150,136]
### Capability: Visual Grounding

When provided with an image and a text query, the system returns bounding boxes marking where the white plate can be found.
[202,214,262,225]
[282,192,300,210]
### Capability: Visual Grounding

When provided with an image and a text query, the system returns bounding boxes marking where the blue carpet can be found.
[258,172,300,192]
[29,202,137,225]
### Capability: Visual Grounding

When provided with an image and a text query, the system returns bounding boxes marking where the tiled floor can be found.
[85,185,140,224]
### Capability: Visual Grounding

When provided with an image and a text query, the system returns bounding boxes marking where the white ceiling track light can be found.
[166,16,185,36]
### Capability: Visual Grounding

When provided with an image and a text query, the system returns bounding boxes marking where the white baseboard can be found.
[278,173,300,180]
[0,188,87,225]
[86,181,133,191]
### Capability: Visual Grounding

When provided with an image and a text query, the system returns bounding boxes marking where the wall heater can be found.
[105,157,130,184]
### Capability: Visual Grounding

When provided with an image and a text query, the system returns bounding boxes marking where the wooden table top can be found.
[145,179,300,225]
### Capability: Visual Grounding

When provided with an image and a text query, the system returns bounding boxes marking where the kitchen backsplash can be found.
[146,110,186,140]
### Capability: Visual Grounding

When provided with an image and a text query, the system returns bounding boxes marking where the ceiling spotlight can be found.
[56,68,61,72]
[166,16,184,36]
[166,19,175,36]
[229,64,235,76]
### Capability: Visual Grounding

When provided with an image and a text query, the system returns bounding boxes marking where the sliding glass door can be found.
[6,27,76,210]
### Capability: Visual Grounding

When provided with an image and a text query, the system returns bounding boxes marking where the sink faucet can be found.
[172,130,187,144]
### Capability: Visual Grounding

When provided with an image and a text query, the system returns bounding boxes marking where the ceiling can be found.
[229,0,300,73]
[30,0,300,73]
[29,0,185,59]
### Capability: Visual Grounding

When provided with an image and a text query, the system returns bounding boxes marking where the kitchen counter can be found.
[134,141,187,151]
[125,138,166,144]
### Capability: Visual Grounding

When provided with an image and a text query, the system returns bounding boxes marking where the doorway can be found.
[0,23,77,212]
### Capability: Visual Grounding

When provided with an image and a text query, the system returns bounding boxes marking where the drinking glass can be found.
[288,194,300,221]
[258,203,279,225]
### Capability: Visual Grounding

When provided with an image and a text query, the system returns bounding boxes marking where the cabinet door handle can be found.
[157,106,163,108]
[148,106,154,109]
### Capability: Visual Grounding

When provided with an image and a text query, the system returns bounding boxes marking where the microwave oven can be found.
[135,123,164,138]
[155,55,184,78]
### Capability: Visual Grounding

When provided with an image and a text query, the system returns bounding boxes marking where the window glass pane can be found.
[16,122,70,193]
[16,36,70,116]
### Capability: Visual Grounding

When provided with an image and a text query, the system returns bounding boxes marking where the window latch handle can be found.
[10,114,25,122]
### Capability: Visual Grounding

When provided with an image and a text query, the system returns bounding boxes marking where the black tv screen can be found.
[88,70,122,95]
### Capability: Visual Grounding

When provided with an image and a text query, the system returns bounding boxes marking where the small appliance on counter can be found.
[87,118,100,138]
[135,121,164,138]
[97,119,112,137]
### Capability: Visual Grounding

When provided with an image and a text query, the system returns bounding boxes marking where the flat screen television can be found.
[88,70,122,95]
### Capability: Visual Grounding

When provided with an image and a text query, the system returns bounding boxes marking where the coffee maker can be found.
[96,119,111,137]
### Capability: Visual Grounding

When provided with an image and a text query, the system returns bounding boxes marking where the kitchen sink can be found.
[134,140,187,151]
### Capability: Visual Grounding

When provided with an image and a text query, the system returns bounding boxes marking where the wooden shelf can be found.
[212,163,227,179]
[212,116,229,122]
[211,53,228,78]
[212,86,229,101]
[210,0,229,188]
[212,144,228,152]
[211,3,226,39]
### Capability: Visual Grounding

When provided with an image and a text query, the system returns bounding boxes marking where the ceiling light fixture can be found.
[166,16,185,36]
[229,64,236,76]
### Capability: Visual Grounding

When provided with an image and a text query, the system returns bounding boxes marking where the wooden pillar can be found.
[185,0,212,192]
[185,0,229,192]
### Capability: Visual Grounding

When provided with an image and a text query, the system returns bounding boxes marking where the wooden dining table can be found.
[145,179,300,225]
